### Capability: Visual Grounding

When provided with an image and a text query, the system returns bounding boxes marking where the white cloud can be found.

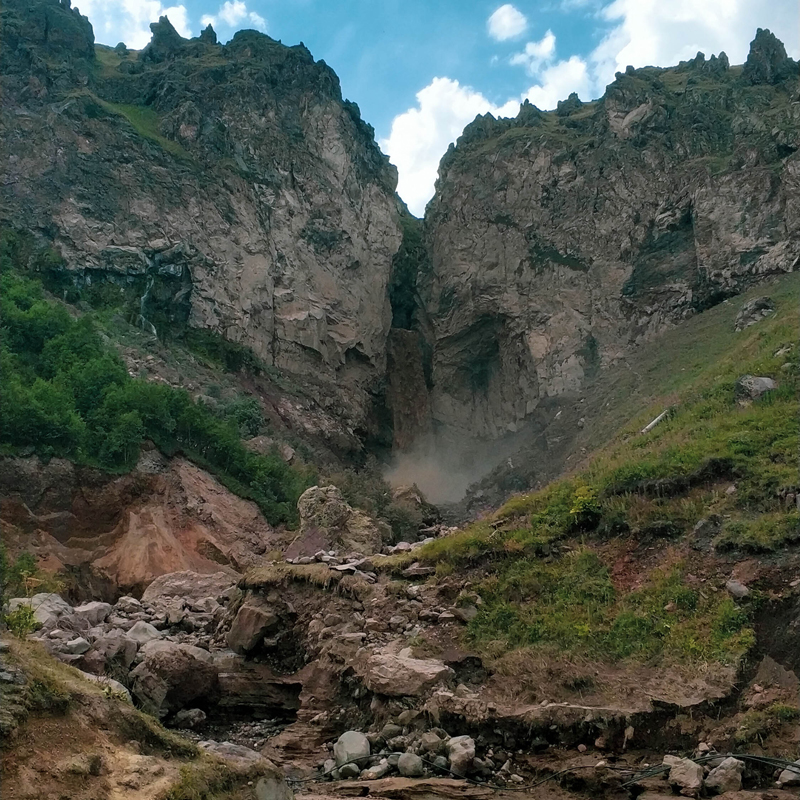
[510,30,557,75]
[591,0,800,91]
[487,5,528,41]
[77,1,191,49]
[201,1,268,33]
[524,56,592,109]
[380,78,519,216]
[386,0,799,213]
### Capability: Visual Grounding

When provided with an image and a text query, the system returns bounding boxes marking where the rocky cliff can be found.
[1,1,798,493]
[0,0,402,435]
[420,30,800,440]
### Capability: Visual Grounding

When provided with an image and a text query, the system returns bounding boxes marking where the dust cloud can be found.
[383,430,532,505]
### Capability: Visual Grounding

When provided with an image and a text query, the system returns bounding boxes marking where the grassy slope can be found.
[385,273,800,667]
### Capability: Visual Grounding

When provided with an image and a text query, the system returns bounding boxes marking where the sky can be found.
[78,0,799,216]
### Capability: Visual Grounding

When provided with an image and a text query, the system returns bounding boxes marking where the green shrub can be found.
[4,605,38,638]
[0,253,312,526]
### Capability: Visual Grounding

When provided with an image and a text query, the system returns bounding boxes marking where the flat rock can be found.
[360,649,454,696]
[127,620,163,645]
[142,570,238,605]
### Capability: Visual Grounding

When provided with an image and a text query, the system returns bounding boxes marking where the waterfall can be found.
[137,275,158,337]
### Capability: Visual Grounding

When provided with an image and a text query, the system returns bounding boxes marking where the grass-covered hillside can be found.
[386,273,800,668]
[0,232,313,526]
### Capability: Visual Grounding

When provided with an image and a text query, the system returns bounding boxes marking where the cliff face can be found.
[2,3,798,470]
[421,31,800,439]
[0,0,402,432]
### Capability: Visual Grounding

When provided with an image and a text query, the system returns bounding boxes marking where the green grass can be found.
[398,274,800,665]
[96,98,191,159]
[468,553,754,664]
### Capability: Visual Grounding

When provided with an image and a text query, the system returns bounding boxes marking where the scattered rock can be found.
[65,637,91,655]
[397,752,425,778]
[725,580,750,599]
[734,296,775,331]
[666,756,703,797]
[226,604,280,654]
[447,735,476,776]
[73,601,113,627]
[127,621,163,645]
[199,740,266,768]
[734,375,777,401]
[704,756,744,793]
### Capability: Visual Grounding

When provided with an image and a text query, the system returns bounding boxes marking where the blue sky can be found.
[80,0,799,215]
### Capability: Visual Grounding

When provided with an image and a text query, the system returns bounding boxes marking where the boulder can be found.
[419,730,445,755]
[777,758,800,786]
[666,756,703,797]
[255,774,295,800]
[725,579,750,599]
[360,649,454,696]
[115,596,142,614]
[398,753,425,777]
[130,641,218,716]
[226,604,280,654]
[142,570,238,605]
[8,593,72,629]
[93,630,138,669]
[73,601,113,627]
[334,731,370,772]
[199,740,266,768]
[734,375,777,401]
[704,757,744,793]
[65,637,91,655]
[79,671,132,702]
[734,296,775,331]
[447,736,475,776]
[297,486,389,554]
[127,620,163,645]
[172,708,207,729]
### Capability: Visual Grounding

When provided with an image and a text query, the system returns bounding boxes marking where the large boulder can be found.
[226,603,280,655]
[130,641,218,716]
[359,648,454,696]
[73,601,113,627]
[297,486,389,555]
[734,375,777,401]
[127,621,163,645]
[397,753,425,777]
[704,757,744,793]
[142,570,238,606]
[777,758,800,786]
[334,731,370,776]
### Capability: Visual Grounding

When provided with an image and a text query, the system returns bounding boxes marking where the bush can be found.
[0,253,312,526]
[4,605,38,638]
